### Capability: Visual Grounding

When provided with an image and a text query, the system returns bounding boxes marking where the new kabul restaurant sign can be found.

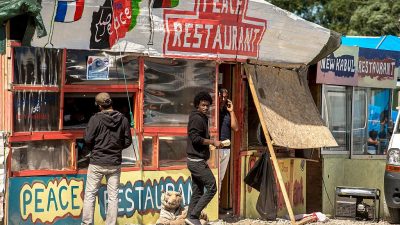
[32,0,335,64]
[317,46,400,88]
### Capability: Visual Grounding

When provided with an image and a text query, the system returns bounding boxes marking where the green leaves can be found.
[267,0,400,36]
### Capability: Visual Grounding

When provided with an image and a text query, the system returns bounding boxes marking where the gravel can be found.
[210,216,390,225]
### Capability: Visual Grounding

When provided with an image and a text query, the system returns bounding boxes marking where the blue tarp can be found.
[342,35,400,51]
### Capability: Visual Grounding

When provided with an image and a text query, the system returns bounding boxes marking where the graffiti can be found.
[358,57,396,80]
[19,178,84,223]
[98,176,191,219]
[163,0,267,59]
[319,53,356,77]
[90,0,142,49]
[276,177,304,211]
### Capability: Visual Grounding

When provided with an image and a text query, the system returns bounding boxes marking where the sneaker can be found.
[185,218,202,225]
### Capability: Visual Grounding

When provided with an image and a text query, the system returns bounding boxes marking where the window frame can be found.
[351,88,390,160]
[9,46,144,176]
[321,84,351,155]
[321,84,392,159]
[142,58,220,169]
[9,46,221,176]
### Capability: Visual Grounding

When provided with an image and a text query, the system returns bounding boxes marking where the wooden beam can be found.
[247,72,297,225]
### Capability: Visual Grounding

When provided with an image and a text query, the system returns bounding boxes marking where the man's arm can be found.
[227,100,239,131]
[84,116,98,150]
[188,116,222,147]
[123,118,133,148]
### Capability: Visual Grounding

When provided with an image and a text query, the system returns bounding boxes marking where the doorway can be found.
[218,63,240,215]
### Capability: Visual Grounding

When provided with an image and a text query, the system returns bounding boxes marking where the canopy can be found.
[30,0,340,65]
[245,64,338,149]
[342,35,400,51]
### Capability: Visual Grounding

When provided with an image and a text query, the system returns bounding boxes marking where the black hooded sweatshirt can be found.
[84,110,132,166]
[187,110,210,160]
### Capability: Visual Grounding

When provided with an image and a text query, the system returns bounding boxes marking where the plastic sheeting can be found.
[0,0,47,54]
[144,59,216,126]
[11,140,71,171]
[13,91,59,132]
[13,46,62,85]
[66,50,139,84]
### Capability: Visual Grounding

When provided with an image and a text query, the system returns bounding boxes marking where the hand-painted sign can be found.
[8,170,218,225]
[316,46,358,86]
[32,0,336,65]
[163,0,266,59]
[98,176,191,219]
[357,48,400,88]
[317,46,400,88]
[19,178,84,223]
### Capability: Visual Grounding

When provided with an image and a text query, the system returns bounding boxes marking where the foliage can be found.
[267,0,400,36]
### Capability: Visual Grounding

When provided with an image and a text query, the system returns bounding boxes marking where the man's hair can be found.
[369,130,378,139]
[95,92,113,109]
[219,88,228,95]
[194,91,213,108]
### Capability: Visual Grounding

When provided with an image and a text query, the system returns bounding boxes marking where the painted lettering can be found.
[19,178,84,223]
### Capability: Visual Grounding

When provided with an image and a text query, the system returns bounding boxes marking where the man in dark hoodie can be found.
[81,92,132,225]
[185,91,223,225]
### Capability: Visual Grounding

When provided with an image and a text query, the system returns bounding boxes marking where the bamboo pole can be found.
[247,72,297,225]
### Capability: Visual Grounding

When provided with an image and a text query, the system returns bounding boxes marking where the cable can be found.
[322,177,334,210]
[44,0,57,48]
[110,2,143,224]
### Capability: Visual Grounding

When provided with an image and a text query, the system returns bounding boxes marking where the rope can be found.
[110,2,143,224]
[44,0,57,48]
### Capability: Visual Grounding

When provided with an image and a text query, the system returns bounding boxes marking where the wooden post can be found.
[248,73,297,225]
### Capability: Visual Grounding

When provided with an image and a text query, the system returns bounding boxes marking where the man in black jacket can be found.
[185,91,223,225]
[81,92,132,225]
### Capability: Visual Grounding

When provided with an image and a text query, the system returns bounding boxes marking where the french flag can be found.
[55,0,85,22]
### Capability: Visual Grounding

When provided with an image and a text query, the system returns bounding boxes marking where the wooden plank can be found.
[248,73,297,225]
[290,159,295,205]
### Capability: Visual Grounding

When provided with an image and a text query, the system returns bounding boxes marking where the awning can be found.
[245,64,338,149]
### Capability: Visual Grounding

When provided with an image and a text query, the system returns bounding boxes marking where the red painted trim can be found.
[215,64,220,131]
[60,49,67,130]
[143,127,187,134]
[138,57,145,133]
[11,47,15,134]
[152,136,158,168]
[12,169,77,177]
[11,86,59,91]
[155,136,160,169]
[233,64,244,215]
[10,41,21,47]
[9,132,74,142]
[158,165,187,171]
[63,84,139,93]
[121,166,141,172]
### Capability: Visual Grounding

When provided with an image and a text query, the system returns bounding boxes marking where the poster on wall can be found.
[317,46,400,88]
[87,56,110,80]
[31,0,338,65]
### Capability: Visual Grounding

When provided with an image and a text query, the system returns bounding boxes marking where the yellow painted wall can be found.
[240,151,306,218]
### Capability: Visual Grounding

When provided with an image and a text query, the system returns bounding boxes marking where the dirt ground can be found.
[211,215,390,225]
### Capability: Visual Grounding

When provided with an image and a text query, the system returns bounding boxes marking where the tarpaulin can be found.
[0,0,47,54]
